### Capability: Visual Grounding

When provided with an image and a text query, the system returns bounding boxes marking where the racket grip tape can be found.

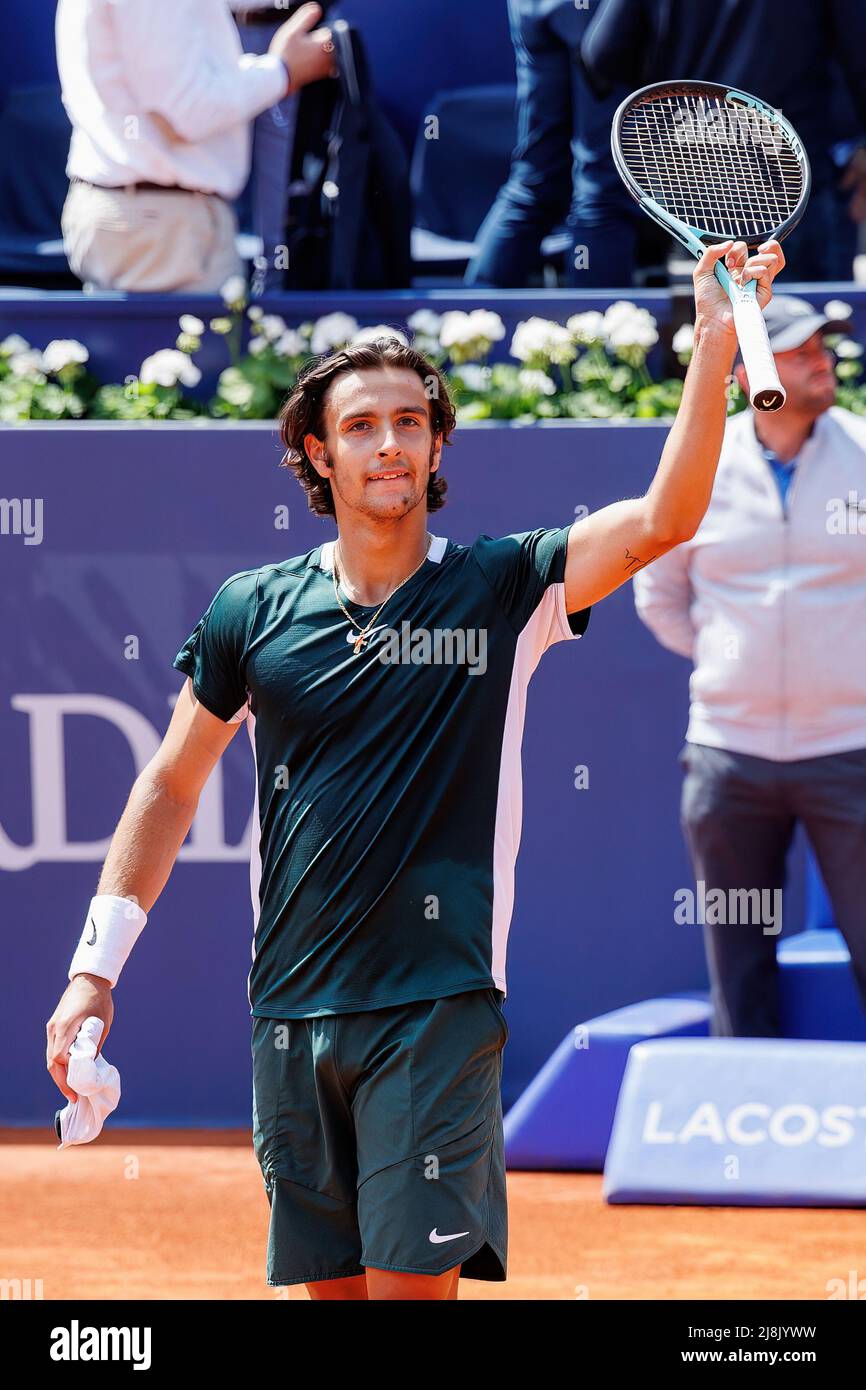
[729,283,786,412]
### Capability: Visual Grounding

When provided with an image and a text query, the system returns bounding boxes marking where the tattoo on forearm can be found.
[624,548,658,575]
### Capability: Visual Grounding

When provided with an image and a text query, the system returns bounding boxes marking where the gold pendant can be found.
[353,634,366,655]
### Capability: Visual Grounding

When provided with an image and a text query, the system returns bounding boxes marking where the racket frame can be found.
[611,80,812,412]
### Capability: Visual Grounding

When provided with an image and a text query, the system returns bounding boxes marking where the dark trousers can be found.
[680,741,866,1037]
[464,0,639,289]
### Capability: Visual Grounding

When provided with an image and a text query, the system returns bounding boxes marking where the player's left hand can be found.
[693,238,786,337]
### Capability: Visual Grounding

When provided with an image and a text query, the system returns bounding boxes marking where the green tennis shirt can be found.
[173,527,590,1018]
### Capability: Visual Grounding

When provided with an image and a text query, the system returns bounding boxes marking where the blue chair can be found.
[778,929,866,1041]
[504,993,712,1170]
[805,844,835,930]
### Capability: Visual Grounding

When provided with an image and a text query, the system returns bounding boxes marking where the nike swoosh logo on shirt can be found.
[429,1228,470,1244]
[345,624,388,644]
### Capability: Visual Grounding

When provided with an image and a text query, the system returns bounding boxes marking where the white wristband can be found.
[68,895,148,988]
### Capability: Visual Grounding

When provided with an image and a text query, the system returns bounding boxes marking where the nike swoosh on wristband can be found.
[87,918,97,945]
[429,1228,470,1244]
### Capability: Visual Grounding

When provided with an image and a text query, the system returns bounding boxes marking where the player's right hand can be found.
[268,3,337,94]
[46,975,114,1103]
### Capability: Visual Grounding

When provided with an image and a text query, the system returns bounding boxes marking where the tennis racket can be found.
[611,80,811,411]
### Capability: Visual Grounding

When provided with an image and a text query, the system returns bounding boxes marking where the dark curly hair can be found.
[278,336,456,517]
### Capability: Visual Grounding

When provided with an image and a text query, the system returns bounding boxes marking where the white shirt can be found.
[633,406,866,761]
[56,0,287,199]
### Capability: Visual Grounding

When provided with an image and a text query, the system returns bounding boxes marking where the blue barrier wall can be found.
[0,420,808,1126]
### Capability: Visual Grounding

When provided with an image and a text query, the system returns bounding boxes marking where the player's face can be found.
[773,332,838,415]
[306,367,442,522]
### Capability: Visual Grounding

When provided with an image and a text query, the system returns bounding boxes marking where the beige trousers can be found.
[61,181,244,293]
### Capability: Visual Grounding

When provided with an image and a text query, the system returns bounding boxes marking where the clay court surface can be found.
[1,1128,857,1301]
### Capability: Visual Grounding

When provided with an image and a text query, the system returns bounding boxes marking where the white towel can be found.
[54,1016,121,1147]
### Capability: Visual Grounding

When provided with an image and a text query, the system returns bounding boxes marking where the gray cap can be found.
[759,294,851,352]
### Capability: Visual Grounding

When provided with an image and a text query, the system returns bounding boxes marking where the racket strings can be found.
[638,99,798,232]
[620,92,804,239]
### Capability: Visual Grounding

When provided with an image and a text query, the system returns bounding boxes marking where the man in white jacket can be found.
[633,295,866,1037]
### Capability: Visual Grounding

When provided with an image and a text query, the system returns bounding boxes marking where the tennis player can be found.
[47,237,784,1300]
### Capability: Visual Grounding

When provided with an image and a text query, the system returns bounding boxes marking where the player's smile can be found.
[367,469,411,483]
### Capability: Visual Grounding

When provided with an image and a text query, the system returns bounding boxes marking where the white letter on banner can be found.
[768,1104,819,1147]
[678,1102,726,1144]
[642,1101,676,1143]
[0,694,252,869]
[0,695,159,870]
[726,1103,770,1145]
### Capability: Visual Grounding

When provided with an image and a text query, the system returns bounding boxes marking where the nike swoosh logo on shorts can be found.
[429,1228,469,1244]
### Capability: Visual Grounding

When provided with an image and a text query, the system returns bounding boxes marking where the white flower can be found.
[455,363,489,390]
[466,309,505,343]
[259,314,288,343]
[220,275,247,309]
[567,311,607,345]
[139,349,201,388]
[834,338,864,359]
[178,315,205,337]
[351,324,409,347]
[408,309,442,337]
[602,300,639,331]
[603,302,659,351]
[247,306,263,322]
[274,329,307,357]
[824,300,852,322]
[1,334,30,356]
[672,323,695,355]
[608,320,658,351]
[10,350,45,376]
[510,316,575,365]
[518,368,556,396]
[438,311,474,350]
[310,312,359,354]
[41,339,89,372]
[439,309,505,350]
[248,336,269,357]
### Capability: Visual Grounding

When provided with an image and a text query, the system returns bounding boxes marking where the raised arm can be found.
[45,680,241,1101]
[561,238,784,615]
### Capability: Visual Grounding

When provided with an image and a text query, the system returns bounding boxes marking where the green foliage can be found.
[89,382,203,421]
[0,358,98,421]
[210,348,302,420]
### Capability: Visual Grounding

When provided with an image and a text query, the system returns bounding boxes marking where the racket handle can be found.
[726,276,786,412]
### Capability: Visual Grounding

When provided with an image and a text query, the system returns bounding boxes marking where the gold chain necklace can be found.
[333,533,432,655]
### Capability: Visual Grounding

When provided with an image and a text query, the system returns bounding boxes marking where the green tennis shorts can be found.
[250,987,509,1287]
